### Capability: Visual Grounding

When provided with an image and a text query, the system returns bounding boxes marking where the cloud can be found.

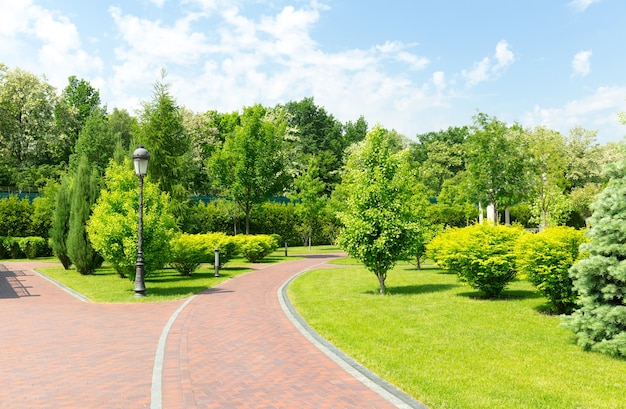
[571,50,592,77]
[462,40,515,88]
[568,0,602,12]
[0,1,103,88]
[521,85,626,142]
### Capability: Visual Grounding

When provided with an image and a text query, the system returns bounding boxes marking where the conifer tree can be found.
[66,155,102,274]
[49,176,73,269]
[563,154,626,358]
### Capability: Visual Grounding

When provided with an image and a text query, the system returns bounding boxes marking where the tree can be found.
[563,151,626,358]
[136,73,190,203]
[465,113,531,224]
[54,76,102,164]
[87,159,176,279]
[290,157,327,247]
[564,126,603,190]
[49,176,73,269]
[0,65,58,172]
[209,104,290,234]
[66,155,103,274]
[411,126,468,196]
[70,108,117,172]
[336,125,421,295]
[108,108,136,152]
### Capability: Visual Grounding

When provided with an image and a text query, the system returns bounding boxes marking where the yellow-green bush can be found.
[428,224,526,298]
[169,232,239,275]
[515,226,586,314]
[235,234,278,263]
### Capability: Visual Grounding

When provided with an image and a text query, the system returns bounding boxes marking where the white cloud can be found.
[568,0,602,12]
[571,50,592,77]
[521,86,626,142]
[0,1,102,88]
[462,40,515,88]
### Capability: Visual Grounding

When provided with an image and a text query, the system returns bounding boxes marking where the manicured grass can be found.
[288,261,626,409]
[37,262,253,302]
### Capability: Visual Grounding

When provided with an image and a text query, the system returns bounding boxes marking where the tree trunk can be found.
[377,273,386,295]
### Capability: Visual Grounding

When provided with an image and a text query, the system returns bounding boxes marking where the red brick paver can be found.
[0,257,409,408]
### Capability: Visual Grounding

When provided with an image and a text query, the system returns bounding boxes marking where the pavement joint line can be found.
[151,294,197,409]
[33,268,90,302]
[278,262,428,409]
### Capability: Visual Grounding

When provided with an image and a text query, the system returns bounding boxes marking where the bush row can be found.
[427,225,586,313]
[169,233,279,276]
[0,236,53,259]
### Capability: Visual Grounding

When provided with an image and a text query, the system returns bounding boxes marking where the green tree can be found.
[290,157,327,247]
[66,155,102,274]
[108,108,136,152]
[70,108,117,172]
[411,126,468,196]
[564,126,603,190]
[136,74,190,203]
[209,104,290,234]
[563,152,626,358]
[466,113,531,224]
[336,125,421,295]
[0,65,58,174]
[54,75,102,163]
[87,159,176,279]
[49,176,73,269]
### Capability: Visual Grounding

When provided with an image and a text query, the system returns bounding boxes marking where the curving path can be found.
[0,257,424,408]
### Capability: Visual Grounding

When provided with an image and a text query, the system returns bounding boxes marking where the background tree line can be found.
[0,62,623,246]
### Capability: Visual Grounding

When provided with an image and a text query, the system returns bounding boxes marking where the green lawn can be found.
[16,245,340,303]
[288,260,626,409]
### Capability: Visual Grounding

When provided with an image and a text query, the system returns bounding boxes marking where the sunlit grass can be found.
[37,262,253,303]
[288,261,626,409]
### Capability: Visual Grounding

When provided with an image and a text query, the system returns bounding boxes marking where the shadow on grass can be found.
[456,289,543,300]
[388,283,460,295]
[145,285,235,297]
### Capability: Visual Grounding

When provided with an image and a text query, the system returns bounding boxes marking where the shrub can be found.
[428,224,525,298]
[17,236,51,259]
[87,160,177,279]
[0,195,33,237]
[515,227,586,314]
[0,237,12,259]
[236,234,278,263]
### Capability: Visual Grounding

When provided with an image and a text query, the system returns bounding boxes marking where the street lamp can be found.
[133,145,150,297]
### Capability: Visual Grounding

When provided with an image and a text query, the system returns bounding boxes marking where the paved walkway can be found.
[0,256,424,409]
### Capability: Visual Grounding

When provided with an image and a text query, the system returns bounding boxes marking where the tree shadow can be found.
[456,289,543,300]
[363,283,460,296]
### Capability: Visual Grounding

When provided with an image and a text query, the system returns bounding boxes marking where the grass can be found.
[287,260,626,409]
[6,245,340,303]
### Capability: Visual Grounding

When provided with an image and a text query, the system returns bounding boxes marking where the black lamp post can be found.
[133,145,150,297]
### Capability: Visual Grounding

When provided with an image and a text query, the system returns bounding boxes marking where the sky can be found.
[2,0,626,144]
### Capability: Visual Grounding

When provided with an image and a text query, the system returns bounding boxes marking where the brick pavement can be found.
[0,257,424,409]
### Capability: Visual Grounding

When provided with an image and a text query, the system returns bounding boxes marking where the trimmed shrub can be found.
[0,195,33,237]
[428,224,525,298]
[18,236,51,259]
[169,232,240,276]
[515,227,586,314]
[0,237,12,259]
[236,234,278,263]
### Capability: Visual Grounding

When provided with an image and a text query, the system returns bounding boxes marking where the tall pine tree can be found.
[49,176,73,269]
[66,155,102,274]
[563,153,626,358]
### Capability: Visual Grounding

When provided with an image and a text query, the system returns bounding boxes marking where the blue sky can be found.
[2,0,625,144]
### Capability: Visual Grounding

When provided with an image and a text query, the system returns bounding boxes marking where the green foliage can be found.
[249,202,301,245]
[235,234,278,263]
[66,156,103,275]
[169,232,239,275]
[49,176,73,269]
[182,199,239,234]
[87,159,177,279]
[208,104,290,234]
[30,180,59,238]
[428,224,524,298]
[515,227,586,314]
[17,236,51,258]
[563,154,626,358]
[0,195,33,237]
[336,125,422,294]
